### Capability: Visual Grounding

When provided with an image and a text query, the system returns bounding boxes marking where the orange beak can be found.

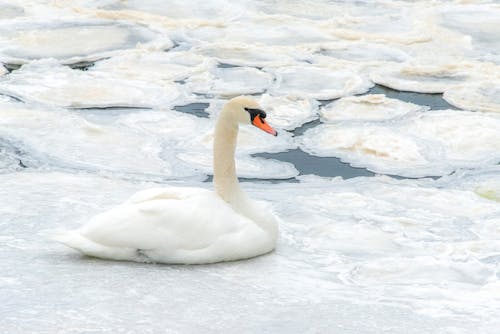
[253,116,278,136]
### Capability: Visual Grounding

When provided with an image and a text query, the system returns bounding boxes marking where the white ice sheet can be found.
[0,60,182,108]
[320,94,426,122]
[300,109,500,177]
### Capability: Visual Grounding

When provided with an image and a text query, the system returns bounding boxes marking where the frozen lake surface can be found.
[1,0,499,333]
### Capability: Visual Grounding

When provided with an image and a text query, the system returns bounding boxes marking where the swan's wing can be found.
[124,186,210,205]
[78,191,255,251]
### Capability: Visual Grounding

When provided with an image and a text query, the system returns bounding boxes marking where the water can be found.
[368,85,457,110]
[0,1,499,333]
[174,102,210,118]
[254,148,375,178]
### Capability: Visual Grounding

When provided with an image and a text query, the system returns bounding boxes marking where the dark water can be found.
[68,61,96,71]
[367,85,457,110]
[4,60,97,72]
[218,63,240,68]
[3,63,22,72]
[254,148,374,179]
[174,103,210,118]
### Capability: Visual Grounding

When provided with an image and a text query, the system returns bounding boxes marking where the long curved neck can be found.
[213,110,243,203]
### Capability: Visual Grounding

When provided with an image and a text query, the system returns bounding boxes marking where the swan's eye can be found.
[244,107,266,122]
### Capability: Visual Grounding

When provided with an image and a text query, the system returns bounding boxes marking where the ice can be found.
[258,94,319,131]
[438,166,500,204]
[119,103,296,154]
[177,152,298,179]
[185,66,273,97]
[443,80,500,113]
[300,124,429,176]
[2,171,500,333]
[438,4,500,63]
[103,0,246,20]
[193,43,300,67]
[0,100,186,179]
[92,50,211,83]
[222,16,333,46]
[268,65,373,100]
[2,0,500,332]
[320,94,426,122]
[0,60,182,108]
[0,2,23,19]
[254,175,500,315]
[248,0,344,20]
[0,98,295,181]
[116,109,298,179]
[327,3,431,44]
[313,41,410,63]
[0,137,33,173]
[300,109,500,177]
[0,20,170,64]
[370,62,485,94]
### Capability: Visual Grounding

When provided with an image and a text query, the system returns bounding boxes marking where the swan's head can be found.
[224,96,278,136]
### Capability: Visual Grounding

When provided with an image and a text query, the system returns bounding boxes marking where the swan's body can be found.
[55,96,280,264]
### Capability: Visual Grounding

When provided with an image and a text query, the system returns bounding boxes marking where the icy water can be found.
[1,0,500,333]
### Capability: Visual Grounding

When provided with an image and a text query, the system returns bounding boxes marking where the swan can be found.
[55,96,280,264]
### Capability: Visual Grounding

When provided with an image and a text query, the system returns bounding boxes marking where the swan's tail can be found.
[53,231,143,262]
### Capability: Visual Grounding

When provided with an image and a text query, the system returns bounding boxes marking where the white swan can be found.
[55,96,280,264]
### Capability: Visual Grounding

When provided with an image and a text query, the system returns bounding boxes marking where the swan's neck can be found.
[213,111,243,203]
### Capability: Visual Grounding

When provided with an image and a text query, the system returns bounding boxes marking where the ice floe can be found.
[300,109,500,177]
[312,41,410,64]
[0,2,23,19]
[443,80,500,113]
[326,3,432,44]
[438,166,500,204]
[320,94,426,122]
[91,50,211,83]
[438,4,500,63]
[249,174,500,316]
[0,137,33,173]
[102,0,247,20]
[0,20,171,64]
[193,43,300,68]
[177,152,298,179]
[370,62,486,94]
[222,16,333,46]
[258,94,319,131]
[268,65,373,100]
[186,66,273,97]
[0,100,181,179]
[0,60,182,108]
